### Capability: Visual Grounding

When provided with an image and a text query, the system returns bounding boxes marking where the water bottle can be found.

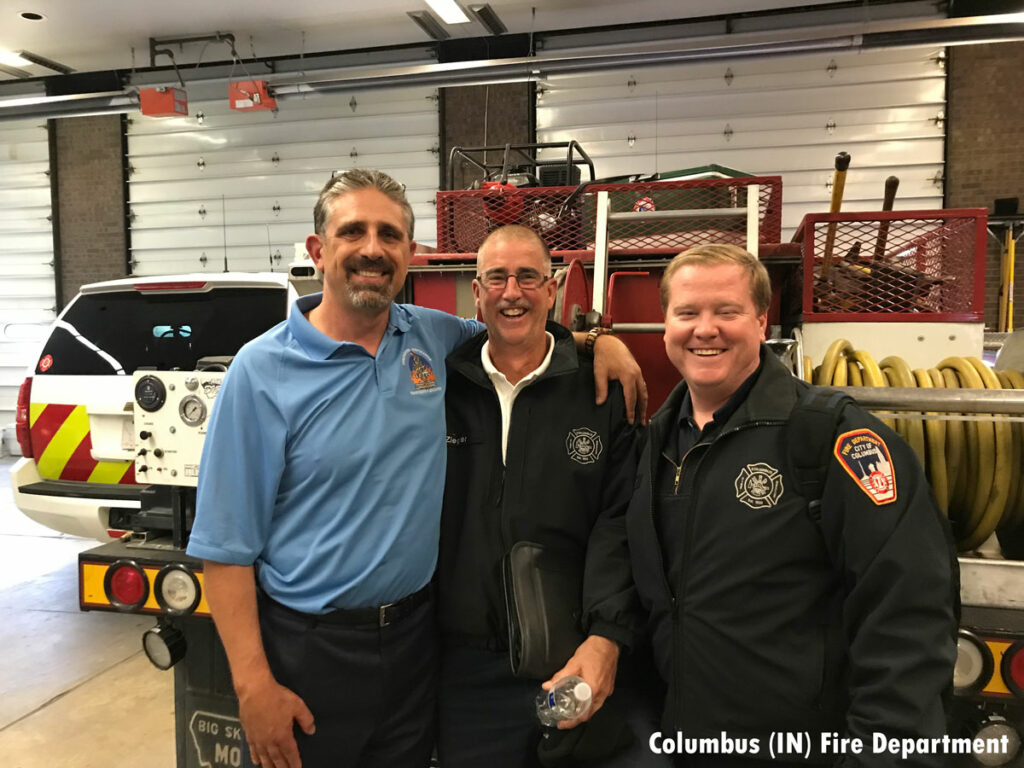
[536,676,592,726]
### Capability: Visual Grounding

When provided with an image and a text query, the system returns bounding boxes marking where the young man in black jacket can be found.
[437,225,668,767]
[627,244,957,767]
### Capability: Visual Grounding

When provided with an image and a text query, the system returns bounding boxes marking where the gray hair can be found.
[313,168,415,240]
[478,224,552,274]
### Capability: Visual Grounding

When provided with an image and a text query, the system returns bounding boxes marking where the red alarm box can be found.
[139,87,188,117]
[229,80,277,111]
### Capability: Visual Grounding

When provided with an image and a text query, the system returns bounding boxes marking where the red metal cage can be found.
[798,209,988,322]
[435,176,782,258]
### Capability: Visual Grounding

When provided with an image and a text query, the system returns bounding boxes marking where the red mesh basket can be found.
[798,210,987,322]
[436,177,782,258]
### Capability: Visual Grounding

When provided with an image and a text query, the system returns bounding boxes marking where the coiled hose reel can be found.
[807,338,1024,553]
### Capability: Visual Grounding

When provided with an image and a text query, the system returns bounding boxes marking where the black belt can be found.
[261,584,431,628]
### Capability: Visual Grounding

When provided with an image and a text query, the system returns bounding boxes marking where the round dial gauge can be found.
[135,375,166,412]
[178,394,207,427]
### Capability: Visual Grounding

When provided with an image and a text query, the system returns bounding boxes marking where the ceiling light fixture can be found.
[0,50,31,67]
[408,11,450,41]
[15,49,73,74]
[424,0,470,25]
[469,4,507,36]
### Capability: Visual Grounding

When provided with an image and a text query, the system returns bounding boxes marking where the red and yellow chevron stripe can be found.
[29,403,136,484]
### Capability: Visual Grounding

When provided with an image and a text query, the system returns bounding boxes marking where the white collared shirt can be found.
[480,332,555,464]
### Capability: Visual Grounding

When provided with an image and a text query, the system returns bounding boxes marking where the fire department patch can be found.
[734,462,784,509]
[39,354,53,372]
[402,348,440,394]
[566,427,602,465]
[833,428,897,505]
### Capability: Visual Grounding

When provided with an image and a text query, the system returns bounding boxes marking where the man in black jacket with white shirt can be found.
[437,225,667,768]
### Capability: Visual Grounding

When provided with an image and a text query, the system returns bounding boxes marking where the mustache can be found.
[497,301,530,312]
[345,256,394,275]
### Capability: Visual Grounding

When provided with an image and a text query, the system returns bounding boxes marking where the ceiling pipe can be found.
[0,90,139,120]
[0,12,1022,121]
[270,13,1024,98]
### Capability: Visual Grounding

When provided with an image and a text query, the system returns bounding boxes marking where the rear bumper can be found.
[11,458,140,541]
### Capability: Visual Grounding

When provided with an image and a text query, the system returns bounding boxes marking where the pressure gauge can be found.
[178,394,207,427]
[135,375,166,412]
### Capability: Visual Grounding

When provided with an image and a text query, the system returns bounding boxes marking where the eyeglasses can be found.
[475,268,551,290]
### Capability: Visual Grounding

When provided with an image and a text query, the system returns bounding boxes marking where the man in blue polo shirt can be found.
[187,168,646,768]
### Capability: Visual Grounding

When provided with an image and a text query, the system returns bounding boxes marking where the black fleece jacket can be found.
[438,322,642,654]
[627,350,956,767]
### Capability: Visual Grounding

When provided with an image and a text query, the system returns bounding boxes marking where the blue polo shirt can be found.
[187,294,481,613]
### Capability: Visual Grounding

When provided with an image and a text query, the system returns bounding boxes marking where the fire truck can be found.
[20,150,1023,766]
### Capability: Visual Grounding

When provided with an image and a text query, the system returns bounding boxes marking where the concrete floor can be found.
[0,457,175,767]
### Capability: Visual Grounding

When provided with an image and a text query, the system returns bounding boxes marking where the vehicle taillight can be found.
[134,281,207,292]
[973,715,1021,767]
[1001,641,1024,698]
[154,565,201,616]
[954,630,992,695]
[104,560,149,610]
[15,377,32,458]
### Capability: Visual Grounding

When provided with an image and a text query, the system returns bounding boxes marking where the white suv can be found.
[12,273,297,540]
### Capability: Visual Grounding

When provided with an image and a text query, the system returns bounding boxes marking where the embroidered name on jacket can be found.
[566,427,602,465]
[734,462,784,509]
[833,428,897,505]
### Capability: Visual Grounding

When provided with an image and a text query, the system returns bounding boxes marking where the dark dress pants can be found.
[242,592,438,768]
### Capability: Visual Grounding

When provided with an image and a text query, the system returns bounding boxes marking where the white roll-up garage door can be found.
[125,86,441,276]
[0,118,54,434]
[536,47,946,240]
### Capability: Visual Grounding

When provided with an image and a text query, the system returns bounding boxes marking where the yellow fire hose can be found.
[810,339,1023,552]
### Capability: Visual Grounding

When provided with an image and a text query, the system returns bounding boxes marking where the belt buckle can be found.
[379,601,395,627]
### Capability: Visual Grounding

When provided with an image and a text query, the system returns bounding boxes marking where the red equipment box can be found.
[139,87,188,117]
[228,80,277,112]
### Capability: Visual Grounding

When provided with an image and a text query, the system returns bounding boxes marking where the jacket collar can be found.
[447,321,578,388]
[648,345,801,447]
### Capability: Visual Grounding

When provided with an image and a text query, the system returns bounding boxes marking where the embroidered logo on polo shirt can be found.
[734,462,784,509]
[566,427,602,465]
[402,348,441,395]
[834,428,897,505]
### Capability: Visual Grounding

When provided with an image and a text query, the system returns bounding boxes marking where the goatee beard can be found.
[347,283,393,312]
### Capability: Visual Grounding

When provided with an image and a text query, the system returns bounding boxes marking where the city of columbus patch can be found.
[833,428,897,505]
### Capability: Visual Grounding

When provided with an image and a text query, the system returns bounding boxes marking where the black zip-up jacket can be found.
[438,323,641,652]
[626,351,956,766]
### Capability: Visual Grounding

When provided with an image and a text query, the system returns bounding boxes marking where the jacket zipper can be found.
[661,452,682,494]
[669,418,784,725]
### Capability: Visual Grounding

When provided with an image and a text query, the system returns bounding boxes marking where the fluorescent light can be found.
[424,0,469,24]
[408,11,450,40]
[469,4,507,36]
[0,50,31,67]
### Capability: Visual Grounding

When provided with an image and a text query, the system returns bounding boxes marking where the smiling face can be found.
[473,231,556,356]
[663,262,767,411]
[306,187,412,317]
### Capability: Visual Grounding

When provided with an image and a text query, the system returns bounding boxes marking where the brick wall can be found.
[946,41,1024,329]
[52,115,128,307]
